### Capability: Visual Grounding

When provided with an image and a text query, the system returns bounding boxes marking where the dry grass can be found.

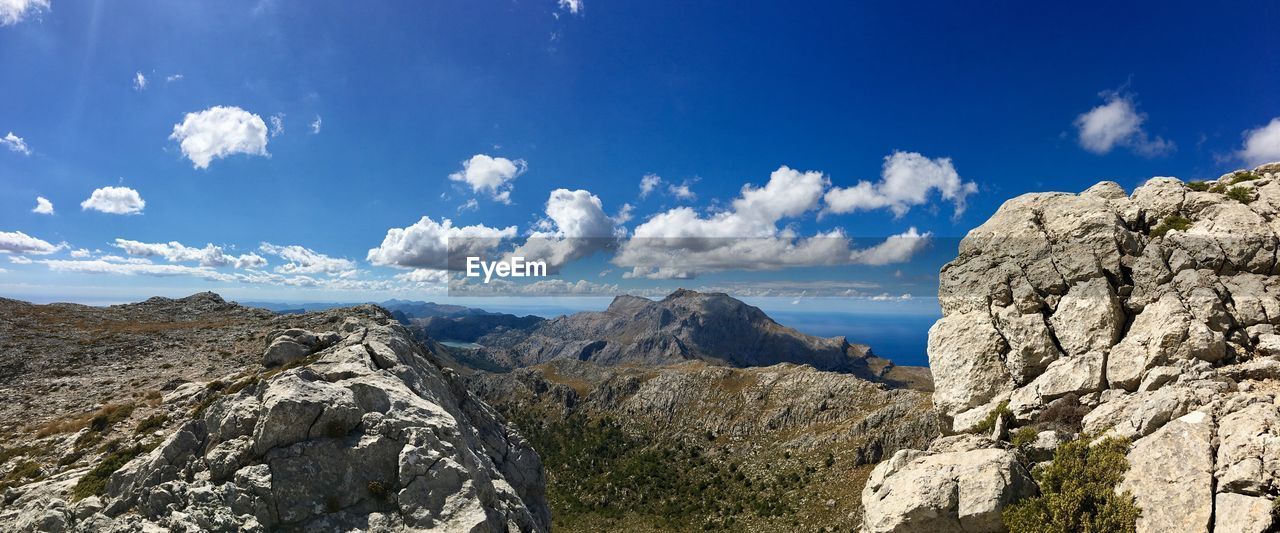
[33,402,136,438]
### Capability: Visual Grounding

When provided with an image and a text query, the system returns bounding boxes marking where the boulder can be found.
[1118,411,1215,533]
[861,437,1035,533]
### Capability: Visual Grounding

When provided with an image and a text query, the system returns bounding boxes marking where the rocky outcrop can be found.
[864,162,1280,532]
[0,301,549,532]
[473,289,900,379]
[861,436,1035,533]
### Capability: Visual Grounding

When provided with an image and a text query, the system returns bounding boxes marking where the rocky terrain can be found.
[862,162,1280,532]
[0,294,548,531]
[468,358,937,531]
[471,289,918,382]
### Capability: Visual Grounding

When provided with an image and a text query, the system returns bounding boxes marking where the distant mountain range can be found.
[238,298,490,318]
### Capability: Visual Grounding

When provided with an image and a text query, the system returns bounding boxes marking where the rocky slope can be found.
[862,162,1280,532]
[472,289,911,382]
[468,358,938,531]
[0,294,548,532]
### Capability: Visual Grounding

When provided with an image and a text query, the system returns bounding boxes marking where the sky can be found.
[2,0,1279,308]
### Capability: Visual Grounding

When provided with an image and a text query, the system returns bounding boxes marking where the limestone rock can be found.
[861,437,1035,533]
[1118,410,1215,533]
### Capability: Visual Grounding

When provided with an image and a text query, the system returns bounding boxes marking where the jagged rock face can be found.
[860,436,1035,533]
[475,289,887,377]
[866,162,1280,533]
[0,299,549,533]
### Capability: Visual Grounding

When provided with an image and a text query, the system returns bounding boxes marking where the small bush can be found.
[1186,181,1211,192]
[0,445,36,467]
[135,414,168,434]
[1227,186,1256,204]
[1231,171,1261,184]
[71,443,148,500]
[1011,427,1039,448]
[1150,215,1192,238]
[6,460,43,481]
[1034,394,1091,432]
[1002,436,1141,533]
[972,400,1011,434]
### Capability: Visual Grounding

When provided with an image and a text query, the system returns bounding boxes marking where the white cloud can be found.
[458,198,479,213]
[824,151,977,217]
[1074,93,1173,157]
[310,115,322,134]
[1239,117,1280,167]
[269,113,285,137]
[259,243,355,275]
[32,196,53,215]
[558,0,583,14]
[449,154,526,204]
[613,203,634,225]
[393,268,450,285]
[2,132,31,155]
[668,182,696,200]
[80,186,145,215]
[69,248,90,258]
[367,216,516,270]
[133,71,147,91]
[640,173,662,198]
[113,238,266,269]
[0,0,48,26]
[169,106,270,169]
[613,166,932,278]
[0,230,63,255]
[41,259,237,281]
[511,189,622,271]
[8,255,32,264]
[165,73,184,83]
[848,227,932,265]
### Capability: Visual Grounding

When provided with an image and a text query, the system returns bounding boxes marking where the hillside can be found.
[471,289,924,384]
[0,294,548,531]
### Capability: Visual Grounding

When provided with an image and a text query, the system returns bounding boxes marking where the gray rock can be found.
[1214,492,1276,533]
[1118,411,1215,533]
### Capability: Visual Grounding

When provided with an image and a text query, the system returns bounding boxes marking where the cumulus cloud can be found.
[0,0,48,26]
[449,154,526,204]
[366,216,516,270]
[613,166,933,278]
[259,243,355,275]
[81,186,145,215]
[8,255,33,264]
[0,230,63,255]
[848,227,933,265]
[69,248,90,258]
[640,174,661,198]
[133,71,147,91]
[1239,117,1280,167]
[558,0,582,14]
[393,269,450,285]
[511,189,623,271]
[169,106,270,169]
[1074,92,1173,157]
[32,196,53,215]
[310,115,322,134]
[41,259,236,281]
[2,132,31,155]
[113,238,266,269]
[824,151,977,217]
[668,182,696,200]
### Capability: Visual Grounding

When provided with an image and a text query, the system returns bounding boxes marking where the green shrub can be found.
[134,414,168,434]
[71,443,149,500]
[0,445,36,467]
[1186,181,1211,192]
[1231,171,1261,184]
[1227,186,1255,204]
[972,400,1011,434]
[1011,427,1039,448]
[1003,436,1140,533]
[1210,183,1228,194]
[1150,215,1192,238]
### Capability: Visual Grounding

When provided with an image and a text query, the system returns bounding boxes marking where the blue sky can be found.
[2,0,1279,307]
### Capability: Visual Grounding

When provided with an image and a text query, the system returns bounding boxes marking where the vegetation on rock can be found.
[1002,436,1140,533]
[1149,215,1192,237]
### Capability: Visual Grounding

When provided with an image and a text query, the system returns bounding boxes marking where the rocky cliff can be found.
[0,294,548,532]
[473,289,907,381]
[862,162,1280,532]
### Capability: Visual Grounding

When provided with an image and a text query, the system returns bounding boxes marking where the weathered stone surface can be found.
[1215,402,1280,496]
[1118,410,1215,533]
[1214,492,1275,533]
[861,437,1035,533]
